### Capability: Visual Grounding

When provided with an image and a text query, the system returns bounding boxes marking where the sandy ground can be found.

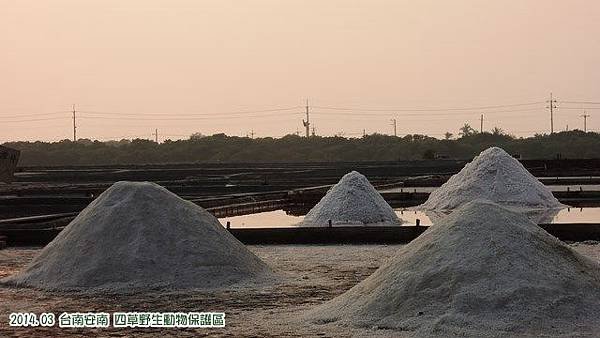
[1,243,599,338]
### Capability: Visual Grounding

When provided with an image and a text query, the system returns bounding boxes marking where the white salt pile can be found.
[425,207,561,225]
[421,147,563,210]
[307,201,600,337]
[1,181,271,292]
[300,171,401,226]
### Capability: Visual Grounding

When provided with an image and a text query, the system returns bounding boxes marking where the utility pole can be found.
[480,114,484,133]
[363,129,366,137]
[72,104,77,142]
[390,119,397,137]
[311,126,316,137]
[546,93,557,134]
[302,99,310,138]
[581,111,590,132]
[152,129,159,143]
[250,130,255,139]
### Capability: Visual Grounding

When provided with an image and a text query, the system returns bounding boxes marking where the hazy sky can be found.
[1,0,599,142]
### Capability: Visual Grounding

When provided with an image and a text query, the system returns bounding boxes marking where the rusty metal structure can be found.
[0,145,20,183]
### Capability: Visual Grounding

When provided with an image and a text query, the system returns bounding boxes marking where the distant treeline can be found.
[4,130,600,166]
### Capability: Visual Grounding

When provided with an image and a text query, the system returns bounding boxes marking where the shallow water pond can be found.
[219,207,600,228]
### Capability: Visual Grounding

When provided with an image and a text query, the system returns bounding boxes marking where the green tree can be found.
[459,123,477,138]
[189,132,206,140]
[423,149,436,159]
[5,130,600,165]
[491,127,504,135]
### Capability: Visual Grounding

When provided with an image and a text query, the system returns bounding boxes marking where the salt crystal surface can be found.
[300,171,401,226]
[421,147,564,210]
[307,200,600,337]
[2,181,272,292]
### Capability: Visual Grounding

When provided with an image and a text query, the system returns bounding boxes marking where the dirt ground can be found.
[1,243,599,338]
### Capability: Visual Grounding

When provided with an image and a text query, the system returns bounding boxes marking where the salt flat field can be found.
[2,242,599,338]
[3,148,600,337]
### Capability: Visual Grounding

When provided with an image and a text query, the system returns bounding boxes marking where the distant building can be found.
[0,145,20,183]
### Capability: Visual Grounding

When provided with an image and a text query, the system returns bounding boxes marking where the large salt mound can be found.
[300,171,401,226]
[425,207,561,225]
[1,181,271,292]
[421,147,563,210]
[307,201,600,337]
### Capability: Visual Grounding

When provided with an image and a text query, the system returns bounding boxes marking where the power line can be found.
[77,106,302,117]
[0,102,549,119]
[77,114,300,121]
[3,97,600,140]
[0,112,67,119]
[6,99,600,120]
[312,101,544,112]
[559,101,600,105]
[557,107,600,110]
[310,107,542,117]
[0,101,562,122]
[0,117,69,123]
[312,111,534,122]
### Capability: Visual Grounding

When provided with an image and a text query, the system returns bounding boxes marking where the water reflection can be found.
[283,204,311,217]
[220,210,305,228]
[219,207,600,228]
[420,207,562,225]
[553,207,600,224]
[523,208,562,224]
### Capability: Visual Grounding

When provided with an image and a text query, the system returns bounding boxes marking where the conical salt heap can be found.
[2,181,271,291]
[307,201,600,336]
[421,147,563,210]
[300,171,401,226]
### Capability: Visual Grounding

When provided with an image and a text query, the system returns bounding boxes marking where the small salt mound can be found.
[2,181,271,292]
[307,201,600,336]
[300,171,401,226]
[421,147,563,210]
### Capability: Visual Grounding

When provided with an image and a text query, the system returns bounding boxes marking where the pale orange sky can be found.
[1,0,599,142]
